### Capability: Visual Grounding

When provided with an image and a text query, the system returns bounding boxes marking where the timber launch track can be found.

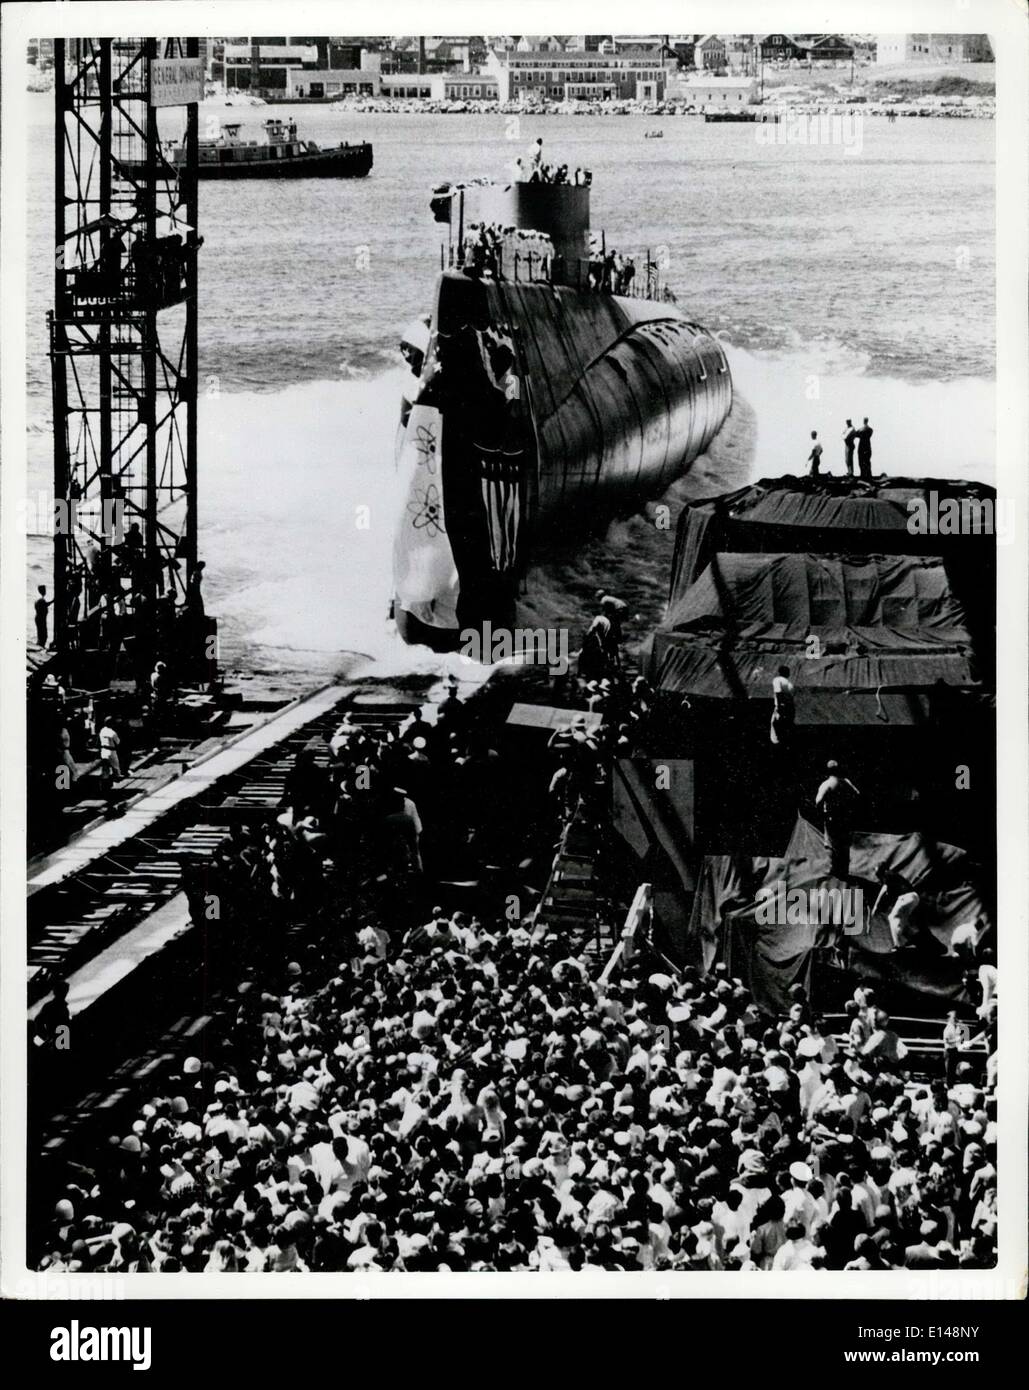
[28,680,426,1157]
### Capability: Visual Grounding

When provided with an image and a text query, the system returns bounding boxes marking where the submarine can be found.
[392,175,733,649]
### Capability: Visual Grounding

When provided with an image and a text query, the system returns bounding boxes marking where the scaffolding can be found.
[49,38,200,658]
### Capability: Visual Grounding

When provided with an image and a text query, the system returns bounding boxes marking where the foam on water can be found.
[25,343,995,675]
[724,341,995,482]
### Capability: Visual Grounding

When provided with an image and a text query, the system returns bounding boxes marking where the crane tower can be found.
[49,37,206,673]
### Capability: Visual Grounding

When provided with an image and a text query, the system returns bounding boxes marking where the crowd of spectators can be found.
[35,921,997,1274]
[32,603,997,1275]
[34,652,997,1275]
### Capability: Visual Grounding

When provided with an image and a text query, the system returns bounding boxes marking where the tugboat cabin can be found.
[191,118,307,167]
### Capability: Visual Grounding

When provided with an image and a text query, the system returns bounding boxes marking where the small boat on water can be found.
[704,109,781,124]
[644,129,664,138]
[119,118,372,181]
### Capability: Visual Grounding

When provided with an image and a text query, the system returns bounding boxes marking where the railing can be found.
[442,239,678,303]
[598,882,653,982]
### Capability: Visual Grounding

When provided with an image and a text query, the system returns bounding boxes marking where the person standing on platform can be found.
[814,760,861,880]
[34,585,52,648]
[578,611,613,681]
[186,560,206,617]
[32,980,71,1051]
[770,665,795,746]
[598,591,629,656]
[527,137,544,179]
[57,726,79,785]
[857,418,874,479]
[975,948,997,1021]
[942,1011,966,1086]
[843,419,858,476]
[98,719,123,785]
[807,430,823,478]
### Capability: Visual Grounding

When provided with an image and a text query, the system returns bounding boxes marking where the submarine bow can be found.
[394,270,733,648]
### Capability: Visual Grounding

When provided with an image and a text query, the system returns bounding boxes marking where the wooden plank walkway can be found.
[27,684,350,897]
[28,689,430,1156]
[28,892,192,1024]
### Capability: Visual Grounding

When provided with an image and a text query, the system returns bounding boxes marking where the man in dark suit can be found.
[857,417,874,479]
[904,1219,944,1268]
[843,419,858,475]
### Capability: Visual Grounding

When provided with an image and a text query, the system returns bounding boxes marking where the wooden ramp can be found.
[28,687,429,1158]
[27,684,350,897]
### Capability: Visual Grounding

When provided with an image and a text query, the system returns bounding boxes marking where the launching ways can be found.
[27,681,426,1159]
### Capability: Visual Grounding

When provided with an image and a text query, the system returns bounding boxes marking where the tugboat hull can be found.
[119,143,373,180]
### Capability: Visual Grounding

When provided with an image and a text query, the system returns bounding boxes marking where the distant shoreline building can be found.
[805,35,856,62]
[668,74,758,108]
[224,42,322,93]
[485,47,674,102]
[875,34,994,65]
[694,35,728,70]
[759,33,806,62]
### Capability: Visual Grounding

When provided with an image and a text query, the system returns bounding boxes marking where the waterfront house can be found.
[694,35,727,70]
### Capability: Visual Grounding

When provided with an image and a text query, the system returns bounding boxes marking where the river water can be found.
[23,99,996,674]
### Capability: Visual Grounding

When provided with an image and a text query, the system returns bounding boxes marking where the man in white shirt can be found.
[327,1128,371,1197]
[357,922,389,960]
[772,1224,819,1270]
[98,722,123,780]
[711,1188,749,1259]
[808,430,824,477]
[585,1184,622,1227]
[284,1076,320,1114]
[946,915,986,959]
[976,950,997,1019]
[782,1163,818,1235]
[770,666,796,746]
[815,761,861,879]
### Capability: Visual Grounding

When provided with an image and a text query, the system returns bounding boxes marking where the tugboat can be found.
[392,173,733,649]
[119,118,373,181]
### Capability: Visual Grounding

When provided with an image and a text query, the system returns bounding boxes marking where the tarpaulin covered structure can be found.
[648,551,978,710]
[671,476,1000,599]
[688,815,990,1011]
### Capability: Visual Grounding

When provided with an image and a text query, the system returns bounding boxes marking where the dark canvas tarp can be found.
[648,551,978,702]
[672,476,999,600]
[666,553,972,647]
[650,643,974,701]
[688,815,990,1011]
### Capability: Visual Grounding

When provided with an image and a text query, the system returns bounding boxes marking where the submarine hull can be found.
[393,270,733,647]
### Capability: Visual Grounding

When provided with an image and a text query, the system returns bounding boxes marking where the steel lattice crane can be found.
[49,37,206,672]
